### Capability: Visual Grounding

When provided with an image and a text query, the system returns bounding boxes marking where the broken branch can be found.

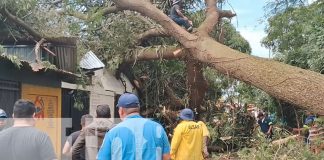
[0,8,43,39]
[136,28,169,45]
[219,10,236,19]
[35,38,46,63]
[126,46,184,62]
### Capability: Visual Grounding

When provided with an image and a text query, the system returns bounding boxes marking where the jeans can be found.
[171,17,191,29]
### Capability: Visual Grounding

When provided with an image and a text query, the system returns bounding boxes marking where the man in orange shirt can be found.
[171,108,203,160]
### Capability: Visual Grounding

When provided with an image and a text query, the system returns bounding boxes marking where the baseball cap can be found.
[0,109,7,118]
[116,93,140,108]
[179,108,194,120]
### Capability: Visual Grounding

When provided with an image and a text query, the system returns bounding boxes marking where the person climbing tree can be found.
[169,0,193,32]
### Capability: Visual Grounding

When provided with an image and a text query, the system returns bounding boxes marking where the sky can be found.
[223,0,271,58]
[222,0,317,58]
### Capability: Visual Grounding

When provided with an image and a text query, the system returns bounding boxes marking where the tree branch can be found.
[198,0,236,36]
[58,6,121,21]
[165,83,184,107]
[136,28,169,45]
[112,0,197,48]
[0,8,43,39]
[35,38,46,63]
[0,7,68,44]
[219,10,236,19]
[89,6,121,20]
[126,46,184,62]
[197,0,219,36]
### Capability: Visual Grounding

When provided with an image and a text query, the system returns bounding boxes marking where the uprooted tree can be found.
[0,0,323,115]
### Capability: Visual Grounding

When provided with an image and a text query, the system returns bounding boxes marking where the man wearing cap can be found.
[170,108,203,160]
[0,108,8,131]
[169,0,193,32]
[97,93,171,160]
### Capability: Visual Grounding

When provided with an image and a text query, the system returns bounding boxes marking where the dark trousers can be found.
[171,17,191,29]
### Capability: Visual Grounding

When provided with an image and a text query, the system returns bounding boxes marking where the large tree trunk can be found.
[191,37,324,114]
[186,60,208,113]
[113,0,324,115]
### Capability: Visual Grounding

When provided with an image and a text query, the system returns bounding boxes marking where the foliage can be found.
[264,0,307,16]
[1,54,22,69]
[262,1,324,73]
[238,139,324,160]
[211,20,252,54]
[41,61,57,70]
[133,60,187,108]
[207,109,256,151]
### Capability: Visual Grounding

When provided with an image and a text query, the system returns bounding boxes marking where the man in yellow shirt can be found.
[171,108,203,160]
[198,121,210,158]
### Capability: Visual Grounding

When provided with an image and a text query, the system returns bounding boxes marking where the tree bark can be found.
[112,0,324,115]
[126,46,184,62]
[186,60,208,112]
[136,28,169,45]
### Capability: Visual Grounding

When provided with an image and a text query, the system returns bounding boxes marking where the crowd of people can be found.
[0,93,322,159]
[0,93,211,160]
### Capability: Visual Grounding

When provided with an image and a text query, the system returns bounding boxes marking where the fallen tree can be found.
[1,0,324,115]
[111,0,324,115]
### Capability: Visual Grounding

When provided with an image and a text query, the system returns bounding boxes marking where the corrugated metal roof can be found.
[0,55,78,83]
[80,51,105,70]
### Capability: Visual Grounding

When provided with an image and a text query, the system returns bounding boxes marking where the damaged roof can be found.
[79,51,105,70]
[0,55,78,83]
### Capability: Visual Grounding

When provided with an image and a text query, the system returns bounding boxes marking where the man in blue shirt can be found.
[97,93,170,160]
[257,112,273,139]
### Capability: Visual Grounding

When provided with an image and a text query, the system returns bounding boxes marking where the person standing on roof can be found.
[0,109,8,131]
[169,0,193,32]
[171,108,203,160]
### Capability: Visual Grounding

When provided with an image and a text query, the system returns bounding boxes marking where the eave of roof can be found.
[0,55,79,82]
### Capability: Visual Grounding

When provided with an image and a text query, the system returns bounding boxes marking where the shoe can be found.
[187,26,193,32]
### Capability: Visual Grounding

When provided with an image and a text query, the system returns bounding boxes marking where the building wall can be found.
[0,79,20,117]
[90,92,115,117]
[21,84,62,158]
